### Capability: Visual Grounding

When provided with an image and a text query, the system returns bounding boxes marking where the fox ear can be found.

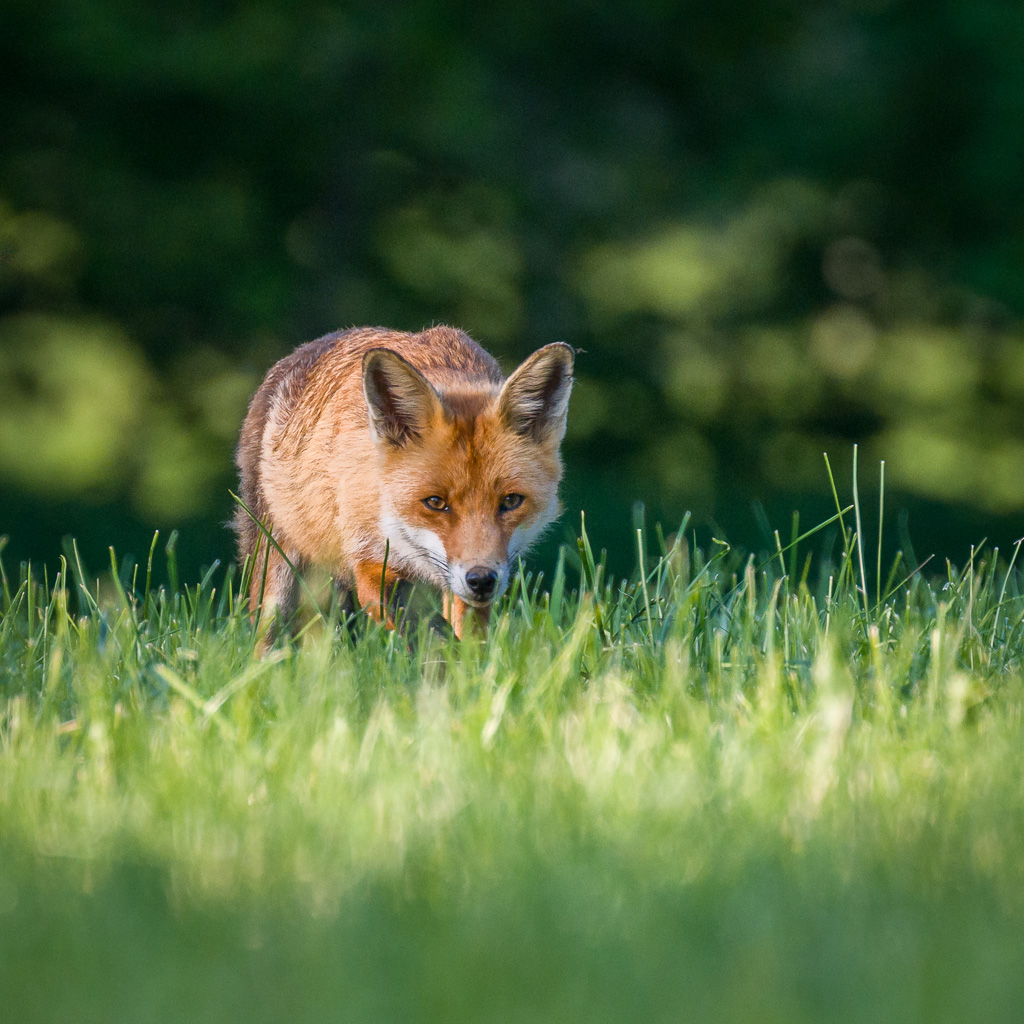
[498,342,575,443]
[362,349,442,446]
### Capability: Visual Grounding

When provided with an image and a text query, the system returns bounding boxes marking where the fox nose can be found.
[465,566,498,601]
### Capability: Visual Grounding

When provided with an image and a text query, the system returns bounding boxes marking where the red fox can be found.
[234,325,574,642]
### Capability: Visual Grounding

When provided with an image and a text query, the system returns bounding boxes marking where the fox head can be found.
[362,343,574,608]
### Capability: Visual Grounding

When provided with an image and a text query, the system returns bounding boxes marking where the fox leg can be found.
[249,539,300,654]
[353,561,400,628]
[443,593,491,639]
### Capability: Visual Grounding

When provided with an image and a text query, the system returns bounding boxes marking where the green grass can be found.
[2,488,1024,1023]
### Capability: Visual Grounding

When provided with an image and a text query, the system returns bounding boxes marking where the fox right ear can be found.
[362,349,442,447]
[498,342,575,444]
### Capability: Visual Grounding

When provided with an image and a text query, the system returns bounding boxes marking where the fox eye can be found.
[423,495,450,512]
[499,493,525,513]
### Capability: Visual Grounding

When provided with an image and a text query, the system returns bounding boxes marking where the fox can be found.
[233,325,574,644]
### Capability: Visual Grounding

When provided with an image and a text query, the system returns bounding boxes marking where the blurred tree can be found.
[1,0,1022,576]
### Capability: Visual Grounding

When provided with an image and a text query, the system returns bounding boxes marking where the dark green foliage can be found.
[2,2,1024,574]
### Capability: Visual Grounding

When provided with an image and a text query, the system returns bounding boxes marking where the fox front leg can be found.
[443,593,491,640]
[250,542,300,655]
[353,561,400,628]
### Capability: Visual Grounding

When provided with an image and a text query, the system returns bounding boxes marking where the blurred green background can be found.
[2,0,1023,579]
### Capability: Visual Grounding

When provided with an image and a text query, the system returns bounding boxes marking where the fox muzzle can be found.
[451,561,508,607]
[465,566,498,602]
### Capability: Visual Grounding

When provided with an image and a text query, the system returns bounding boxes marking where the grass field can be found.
[2,471,1024,1023]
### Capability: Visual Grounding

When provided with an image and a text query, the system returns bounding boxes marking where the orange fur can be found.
[234,325,573,644]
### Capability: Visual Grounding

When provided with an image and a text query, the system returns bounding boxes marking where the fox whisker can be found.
[415,547,450,580]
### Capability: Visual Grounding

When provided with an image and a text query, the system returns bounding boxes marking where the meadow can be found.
[1,462,1024,1023]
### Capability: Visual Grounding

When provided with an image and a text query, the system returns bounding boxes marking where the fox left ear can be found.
[362,348,443,447]
[498,342,575,443]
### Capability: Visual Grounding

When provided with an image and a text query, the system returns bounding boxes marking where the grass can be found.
[2,471,1024,1022]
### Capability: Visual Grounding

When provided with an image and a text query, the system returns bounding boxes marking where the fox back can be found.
[234,325,574,641]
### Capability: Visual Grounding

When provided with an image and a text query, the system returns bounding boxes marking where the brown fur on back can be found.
[233,335,337,558]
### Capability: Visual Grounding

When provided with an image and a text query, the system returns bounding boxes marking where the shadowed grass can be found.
[1,485,1024,1022]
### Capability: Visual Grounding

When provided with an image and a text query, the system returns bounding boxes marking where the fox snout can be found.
[465,566,498,601]
[451,561,507,607]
